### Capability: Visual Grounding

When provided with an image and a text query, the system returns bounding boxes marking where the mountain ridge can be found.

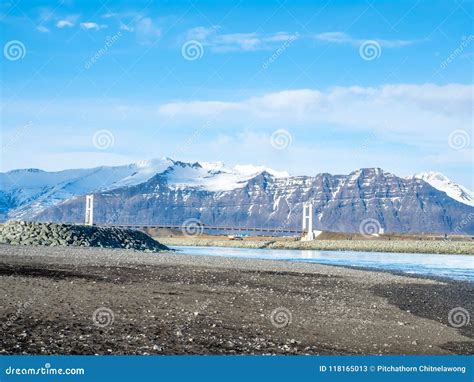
[1,159,473,235]
[414,171,474,207]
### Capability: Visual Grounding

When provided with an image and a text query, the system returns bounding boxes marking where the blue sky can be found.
[1,0,473,187]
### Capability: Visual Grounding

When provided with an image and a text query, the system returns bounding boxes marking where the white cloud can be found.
[2,91,471,185]
[158,84,473,141]
[101,11,143,20]
[56,15,79,28]
[159,101,241,116]
[314,31,417,48]
[102,12,118,19]
[187,26,219,41]
[56,20,74,28]
[36,25,50,33]
[80,22,107,30]
[119,23,134,32]
[185,26,300,52]
[184,27,415,52]
[100,11,144,32]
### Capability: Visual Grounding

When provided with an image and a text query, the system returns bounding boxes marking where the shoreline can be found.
[0,244,472,355]
[174,245,474,284]
[157,237,474,255]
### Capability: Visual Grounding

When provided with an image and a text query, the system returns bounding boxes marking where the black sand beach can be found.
[0,244,472,355]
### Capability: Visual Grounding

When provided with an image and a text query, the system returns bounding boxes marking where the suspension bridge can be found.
[85,195,315,238]
[100,223,303,235]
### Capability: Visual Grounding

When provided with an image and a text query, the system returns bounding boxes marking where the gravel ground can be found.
[0,244,472,355]
[159,237,474,255]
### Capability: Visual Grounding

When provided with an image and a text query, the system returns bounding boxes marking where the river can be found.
[171,245,474,281]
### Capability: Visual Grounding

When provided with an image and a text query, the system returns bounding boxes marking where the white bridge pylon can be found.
[85,194,94,226]
[302,202,314,241]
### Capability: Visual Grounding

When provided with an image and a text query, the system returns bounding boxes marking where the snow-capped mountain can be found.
[414,172,474,207]
[0,163,148,220]
[0,158,287,219]
[1,160,473,234]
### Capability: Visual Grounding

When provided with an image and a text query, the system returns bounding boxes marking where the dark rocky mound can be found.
[0,221,169,252]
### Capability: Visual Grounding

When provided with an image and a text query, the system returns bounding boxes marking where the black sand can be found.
[0,244,472,355]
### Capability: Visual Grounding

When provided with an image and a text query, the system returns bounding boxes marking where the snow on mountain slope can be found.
[3,159,472,227]
[0,165,143,219]
[102,158,174,190]
[166,161,289,192]
[415,171,474,207]
[34,166,474,234]
[0,158,287,219]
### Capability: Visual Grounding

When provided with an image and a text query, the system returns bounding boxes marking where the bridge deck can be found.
[101,224,302,234]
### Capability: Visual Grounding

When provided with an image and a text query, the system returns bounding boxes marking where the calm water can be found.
[172,245,474,282]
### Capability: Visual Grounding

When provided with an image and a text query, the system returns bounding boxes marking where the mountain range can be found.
[1,158,473,235]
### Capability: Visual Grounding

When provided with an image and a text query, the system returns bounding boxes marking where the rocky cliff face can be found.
[28,164,474,235]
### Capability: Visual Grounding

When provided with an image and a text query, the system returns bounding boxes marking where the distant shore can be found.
[158,237,474,255]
